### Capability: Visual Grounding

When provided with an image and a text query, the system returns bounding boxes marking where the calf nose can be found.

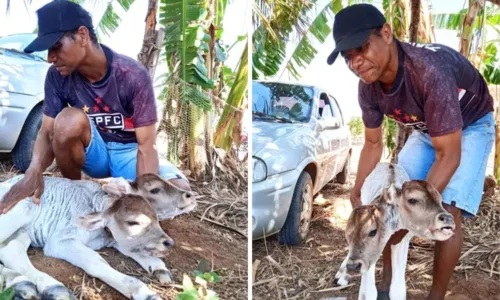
[438,213,454,225]
[163,238,175,248]
[346,262,362,272]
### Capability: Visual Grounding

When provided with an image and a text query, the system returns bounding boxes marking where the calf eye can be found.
[127,221,139,226]
[368,229,377,237]
[408,198,418,205]
[150,188,161,194]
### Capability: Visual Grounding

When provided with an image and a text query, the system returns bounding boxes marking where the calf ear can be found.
[103,177,133,197]
[76,212,107,231]
[382,183,400,205]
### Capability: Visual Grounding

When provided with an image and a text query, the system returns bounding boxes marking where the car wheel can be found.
[11,104,43,172]
[278,171,313,245]
[336,152,351,184]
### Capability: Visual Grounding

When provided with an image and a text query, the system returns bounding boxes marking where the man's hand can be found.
[0,169,44,214]
[350,188,362,209]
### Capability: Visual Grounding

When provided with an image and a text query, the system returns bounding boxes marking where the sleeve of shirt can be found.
[423,66,463,137]
[130,68,158,128]
[42,67,65,118]
[358,82,384,128]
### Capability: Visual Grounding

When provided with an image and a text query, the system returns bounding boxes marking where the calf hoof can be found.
[377,290,390,300]
[13,281,39,300]
[153,269,172,283]
[41,285,75,300]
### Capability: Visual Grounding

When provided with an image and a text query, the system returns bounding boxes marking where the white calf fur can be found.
[0,174,194,300]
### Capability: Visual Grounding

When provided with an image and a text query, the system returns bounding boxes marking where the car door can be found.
[316,92,339,188]
[328,94,350,178]
[315,94,332,188]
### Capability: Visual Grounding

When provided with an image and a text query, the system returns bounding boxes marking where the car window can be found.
[319,94,334,118]
[252,81,314,123]
[329,95,344,126]
[0,34,47,61]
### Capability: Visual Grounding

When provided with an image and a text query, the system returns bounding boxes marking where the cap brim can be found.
[326,29,371,65]
[24,32,64,53]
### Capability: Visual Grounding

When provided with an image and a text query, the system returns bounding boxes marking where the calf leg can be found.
[389,233,413,300]
[0,229,73,299]
[114,245,172,283]
[427,205,463,300]
[358,263,377,300]
[334,255,350,286]
[1,265,39,300]
[0,199,34,244]
[378,229,409,298]
[45,239,160,300]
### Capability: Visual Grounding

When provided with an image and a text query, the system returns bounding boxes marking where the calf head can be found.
[398,180,455,240]
[77,194,174,257]
[102,173,197,219]
[343,181,455,276]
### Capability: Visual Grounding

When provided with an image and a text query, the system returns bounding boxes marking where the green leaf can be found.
[0,287,15,300]
[197,259,211,273]
[175,291,198,300]
[98,3,121,37]
[116,0,135,11]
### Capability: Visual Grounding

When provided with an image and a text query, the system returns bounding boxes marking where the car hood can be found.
[252,121,303,155]
[0,49,50,96]
[252,120,316,176]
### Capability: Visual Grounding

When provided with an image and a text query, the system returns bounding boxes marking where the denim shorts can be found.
[81,117,188,182]
[398,112,495,218]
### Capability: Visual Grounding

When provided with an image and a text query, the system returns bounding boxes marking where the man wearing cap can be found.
[0,1,190,213]
[328,3,495,300]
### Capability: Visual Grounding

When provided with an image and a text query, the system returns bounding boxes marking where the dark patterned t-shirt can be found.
[359,40,494,137]
[43,44,157,143]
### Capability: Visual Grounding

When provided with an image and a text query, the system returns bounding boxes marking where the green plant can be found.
[175,260,221,300]
[0,288,14,300]
[347,117,364,137]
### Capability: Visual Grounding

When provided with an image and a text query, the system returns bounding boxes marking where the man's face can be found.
[341,25,393,84]
[47,27,88,76]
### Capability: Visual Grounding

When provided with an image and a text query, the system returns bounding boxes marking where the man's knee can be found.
[53,108,91,146]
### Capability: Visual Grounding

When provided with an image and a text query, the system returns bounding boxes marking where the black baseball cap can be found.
[24,0,93,53]
[326,4,386,65]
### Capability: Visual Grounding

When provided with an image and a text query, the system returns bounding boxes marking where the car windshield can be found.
[252,81,314,123]
[0,34,47,61]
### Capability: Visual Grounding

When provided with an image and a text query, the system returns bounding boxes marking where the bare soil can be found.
[0,159,248,300]
[252,174,500,300]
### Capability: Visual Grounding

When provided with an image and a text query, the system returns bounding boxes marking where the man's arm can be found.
[351,125,384,208]
[136,124,159,177]
[29,115,56,175]
[426,129,462,193]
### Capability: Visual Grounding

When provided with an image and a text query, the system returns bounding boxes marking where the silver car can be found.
[0,33,49,171]
[252,80,352,245]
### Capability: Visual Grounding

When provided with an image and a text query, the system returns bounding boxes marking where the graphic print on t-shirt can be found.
[385,87,475,132]
[81,96,135,134]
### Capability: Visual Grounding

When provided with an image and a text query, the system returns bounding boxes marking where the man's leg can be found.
[427,112,495,300]
[377,130,435,295]
[52,108,91,179]
[107,143,191,189]
[52,107,110,179]
[427,204,463,300]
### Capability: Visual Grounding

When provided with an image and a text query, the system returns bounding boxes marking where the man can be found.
[0,1,190,214]
[327,4,495,300]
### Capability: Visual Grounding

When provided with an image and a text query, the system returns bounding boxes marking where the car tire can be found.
[11,104,43,172]
[336,152,350,184]
[278,171,313,246]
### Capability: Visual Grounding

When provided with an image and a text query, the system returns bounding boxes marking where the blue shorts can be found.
[81,118,188,182]
[398,112,495,218]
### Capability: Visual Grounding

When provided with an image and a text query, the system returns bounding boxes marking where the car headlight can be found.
[253,157,267,183]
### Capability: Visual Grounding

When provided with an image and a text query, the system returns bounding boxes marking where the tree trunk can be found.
[409,0,420,43]
[419,0,433,43]
[137,0,164,79]
[460,0,481,58]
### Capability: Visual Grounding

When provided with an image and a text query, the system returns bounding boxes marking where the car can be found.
[252,80,352,245]
[0,33,50,171]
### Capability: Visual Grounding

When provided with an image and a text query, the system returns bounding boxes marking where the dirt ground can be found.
[0,158,248,300]
[252,146,500,300]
